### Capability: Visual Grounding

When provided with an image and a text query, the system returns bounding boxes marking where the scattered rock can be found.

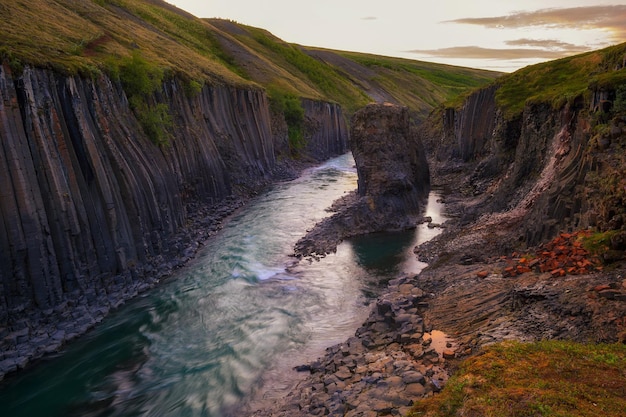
[250,276,449,416]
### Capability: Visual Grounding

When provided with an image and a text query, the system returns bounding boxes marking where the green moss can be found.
[118,50,163,97]
[268,87,305,153]
[117,51,172,146]
[581,230,619,255]
[183,78,203,98]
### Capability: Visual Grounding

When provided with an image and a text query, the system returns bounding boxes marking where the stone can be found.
[442,349,456,359]
[335,366,353,381]
[385,376,404,387]
[598,289,621,300]
[398,284,415,295]
[405,383,426,396]
[402,371,425,384]
[370,400,393,414]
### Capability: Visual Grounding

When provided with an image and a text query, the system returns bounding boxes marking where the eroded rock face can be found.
[351,103,430,209]
[294,103,430,258]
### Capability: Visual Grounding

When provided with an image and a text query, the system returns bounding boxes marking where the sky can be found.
[166,0,626,72]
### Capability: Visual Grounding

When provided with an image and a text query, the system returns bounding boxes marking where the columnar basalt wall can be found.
[302,99,349,160]
[0,63,348,377]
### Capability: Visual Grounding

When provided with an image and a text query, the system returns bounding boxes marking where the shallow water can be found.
[0,153,446,417]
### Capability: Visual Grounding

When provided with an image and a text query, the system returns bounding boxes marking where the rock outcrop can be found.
[294,103,430,258]
[351,103,430,212]
[0,63,348,378]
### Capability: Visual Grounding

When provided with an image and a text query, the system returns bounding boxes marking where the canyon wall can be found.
[0,63,347,376]
[424,83,625,247]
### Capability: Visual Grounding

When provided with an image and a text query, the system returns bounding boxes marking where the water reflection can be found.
[347,190,447,277]
[348,230,417,275]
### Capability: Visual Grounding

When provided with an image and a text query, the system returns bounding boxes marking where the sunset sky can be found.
[167,0,626,72]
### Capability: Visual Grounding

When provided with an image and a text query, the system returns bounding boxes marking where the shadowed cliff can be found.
[420,42,626,250]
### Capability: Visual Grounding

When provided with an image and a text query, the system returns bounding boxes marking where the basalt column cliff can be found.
[0,63,348,377]
[294,103,430,258]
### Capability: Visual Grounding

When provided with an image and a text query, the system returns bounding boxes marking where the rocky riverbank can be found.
[249,189,626,416]
[250,274,455,417]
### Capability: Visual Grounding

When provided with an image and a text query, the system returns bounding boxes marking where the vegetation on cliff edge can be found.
[0,0,498,121]
[408,340,626,417]
[495,42,626,119]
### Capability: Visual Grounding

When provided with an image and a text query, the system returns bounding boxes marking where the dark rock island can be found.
[294,103,430,258]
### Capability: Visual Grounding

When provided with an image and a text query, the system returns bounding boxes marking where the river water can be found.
[0,153,445,417]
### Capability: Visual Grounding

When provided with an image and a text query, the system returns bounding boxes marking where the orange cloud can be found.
[445,5,626,41]
[406,45,576,60]
[504,38,588,53]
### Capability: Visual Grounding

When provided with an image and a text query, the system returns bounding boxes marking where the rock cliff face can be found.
[294,103,430,258]
[302,99,349,161]
[350,103,430,217]
[422,82,625,247]
[0,63,347,377]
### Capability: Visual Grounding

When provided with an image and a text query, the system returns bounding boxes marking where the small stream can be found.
[0,153,446,417]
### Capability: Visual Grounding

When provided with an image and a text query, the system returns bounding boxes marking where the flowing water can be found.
[0,154,446,417]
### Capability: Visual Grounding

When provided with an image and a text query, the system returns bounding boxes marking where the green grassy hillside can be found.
[495,42,626,118]
[0,0,499,117]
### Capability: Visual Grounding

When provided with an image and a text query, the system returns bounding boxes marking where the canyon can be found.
[1,1,625,415]
[0,63,348,378]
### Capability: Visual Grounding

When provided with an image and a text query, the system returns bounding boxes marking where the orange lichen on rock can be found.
[503,231,602,278]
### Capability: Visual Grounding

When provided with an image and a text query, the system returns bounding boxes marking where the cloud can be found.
[361,16,377,21]
[445,5,626,41]
[504,38,588,53]
[406,45,580,60]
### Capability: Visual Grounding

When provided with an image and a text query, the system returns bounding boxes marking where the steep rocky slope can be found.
[421,43,626,248]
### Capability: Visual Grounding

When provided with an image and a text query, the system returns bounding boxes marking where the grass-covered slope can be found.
[0,0,499,117]
[206,19,498,115]
[409,340,626,417]
[495,42,626,118]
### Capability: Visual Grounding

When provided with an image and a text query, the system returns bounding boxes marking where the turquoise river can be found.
[0,153,445,417]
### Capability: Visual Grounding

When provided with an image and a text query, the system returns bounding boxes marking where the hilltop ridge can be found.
[0,0,498,116]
